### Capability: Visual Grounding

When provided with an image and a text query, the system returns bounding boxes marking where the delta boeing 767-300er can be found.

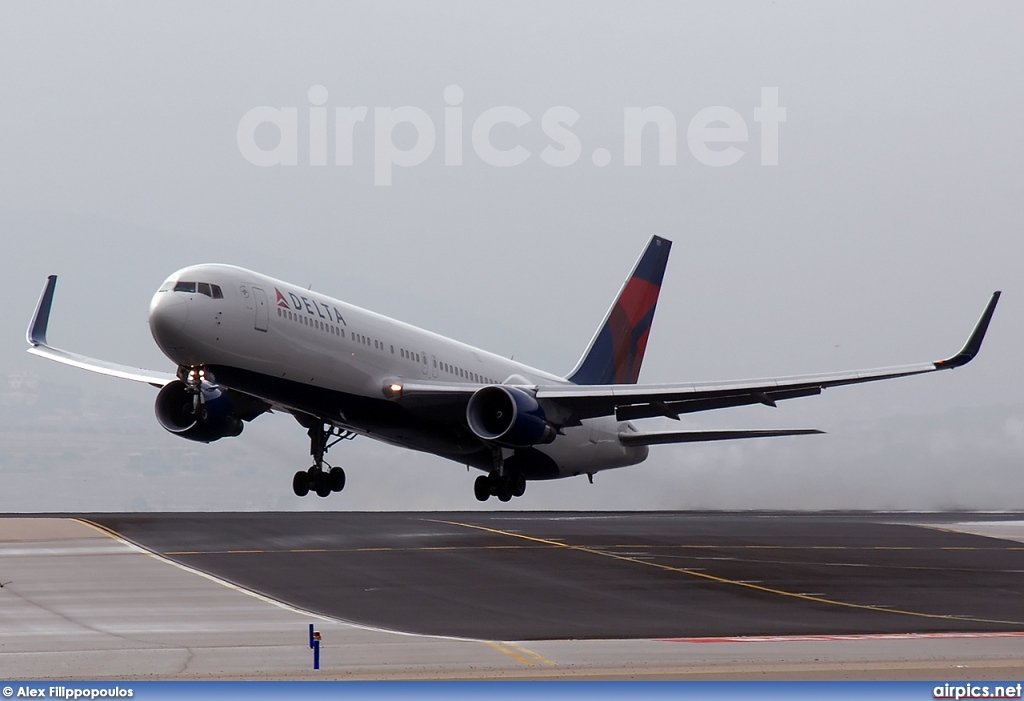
[26,237,1000,502]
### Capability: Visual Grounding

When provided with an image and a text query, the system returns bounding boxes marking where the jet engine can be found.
[155,379,244,443]
[466,385,556,448]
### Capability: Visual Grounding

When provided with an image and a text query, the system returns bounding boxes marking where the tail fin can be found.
[567,236,672,385]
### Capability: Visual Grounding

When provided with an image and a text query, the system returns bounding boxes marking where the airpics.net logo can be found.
[236,85,786,186]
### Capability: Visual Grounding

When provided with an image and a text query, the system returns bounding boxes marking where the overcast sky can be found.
[1,2,1022,511]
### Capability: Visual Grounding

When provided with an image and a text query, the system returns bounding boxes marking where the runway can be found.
[85,511,1024,639]
[4,511,1024,680]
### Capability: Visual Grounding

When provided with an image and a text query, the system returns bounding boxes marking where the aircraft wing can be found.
[395,291,1000,425]
[26,275,175,387]
[534,291,1000,422]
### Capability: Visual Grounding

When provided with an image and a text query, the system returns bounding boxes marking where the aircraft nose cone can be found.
[149,292,188,352]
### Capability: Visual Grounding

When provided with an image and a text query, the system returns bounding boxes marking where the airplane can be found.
[26,236,1000,502]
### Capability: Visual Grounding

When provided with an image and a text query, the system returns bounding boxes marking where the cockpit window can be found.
[158,281,173,292]
[172,280,223,298]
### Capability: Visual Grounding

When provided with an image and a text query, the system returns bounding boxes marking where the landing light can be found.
[383,382,403,399]
[390,383,403,393]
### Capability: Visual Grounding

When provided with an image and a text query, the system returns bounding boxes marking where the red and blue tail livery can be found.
[567,236,672,385]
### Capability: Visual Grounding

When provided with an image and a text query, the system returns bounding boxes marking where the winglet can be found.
[935,291,1001,369]
[27,275,58,346]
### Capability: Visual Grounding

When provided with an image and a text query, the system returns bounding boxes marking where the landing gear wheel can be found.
[292,471,310,497]
[314,472,332,497]
[329,466,346,492]
[512,474,526,498]
[474,475,491,502]
[496,476,514,502]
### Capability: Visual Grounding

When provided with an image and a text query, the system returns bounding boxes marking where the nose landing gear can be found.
[292,421,355,498]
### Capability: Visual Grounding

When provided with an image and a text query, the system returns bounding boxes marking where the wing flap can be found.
[620,428,823,446]
[615,386,824,421]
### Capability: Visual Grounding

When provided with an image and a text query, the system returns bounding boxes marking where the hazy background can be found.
[1,2,1021,511]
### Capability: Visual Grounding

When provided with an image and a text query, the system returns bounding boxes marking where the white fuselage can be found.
[148,264,648,479]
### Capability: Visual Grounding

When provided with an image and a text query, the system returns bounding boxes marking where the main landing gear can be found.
[292,421,355,498]
[474,451,527,502]
[474,472,527,502]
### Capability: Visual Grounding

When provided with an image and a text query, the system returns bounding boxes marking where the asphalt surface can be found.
[82,511,1024,640]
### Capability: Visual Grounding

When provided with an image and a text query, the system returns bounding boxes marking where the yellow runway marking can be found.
[74,518,132,540]
[505,641,557,666]
[429,519,1024,628]
[484,641,556,667]
[484,641,534,666]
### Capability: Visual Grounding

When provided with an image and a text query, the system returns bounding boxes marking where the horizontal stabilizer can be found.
[619,428,823,446]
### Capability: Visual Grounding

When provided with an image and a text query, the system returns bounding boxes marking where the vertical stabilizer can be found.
[567,236,671,385]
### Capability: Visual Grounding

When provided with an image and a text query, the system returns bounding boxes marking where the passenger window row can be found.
[435,357,494,384]
[278,306,344,337]
[352,332,385,352]
[398,348,421,363]
[273,311,496,384]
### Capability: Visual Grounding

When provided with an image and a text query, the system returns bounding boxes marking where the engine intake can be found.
[155,379,243,443]
[467,385,556,448]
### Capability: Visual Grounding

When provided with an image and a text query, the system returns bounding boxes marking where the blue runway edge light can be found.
[308,623,321,670]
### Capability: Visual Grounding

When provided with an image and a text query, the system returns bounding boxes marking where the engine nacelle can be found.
[155,380,243,443]
[466,385,556,448]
